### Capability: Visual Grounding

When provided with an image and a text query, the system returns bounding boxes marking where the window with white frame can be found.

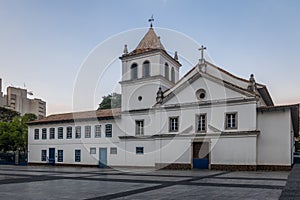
[85,125,91,138]
[49,128,55,139]
[164,63,169,80]
[95,125,101,138]
[57,150,63,162]
[110,147,117,155]
[41,150,47,161]
[66,127,72,139]
[225,113,237,129]
[171,67,175,83]
[58,127,63,139]
[143,60,150,78]
[135,120,144,136]
[75,149,81,162]
[131,63,138,80]
[75,126,81,139]
[136,147,144,154]
[34,129,39,140]
[197,114,206,132]
[42,128,47,140]
[105,124,112,137]
[169,117,179,132]
[90,147,96,154]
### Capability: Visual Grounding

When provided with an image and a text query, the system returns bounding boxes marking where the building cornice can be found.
[120,49,181,67]
[119,75,174,86]
[118,130,260,140]
[122,97,257,114]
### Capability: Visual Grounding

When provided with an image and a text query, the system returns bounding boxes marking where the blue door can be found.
[99,148,107,168]
[193,142,209,169]
[49,148,55,166]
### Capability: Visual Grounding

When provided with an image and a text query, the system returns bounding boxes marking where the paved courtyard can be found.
[0,165,292,200]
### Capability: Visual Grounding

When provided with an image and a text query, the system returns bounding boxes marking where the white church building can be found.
[27,26,299,170]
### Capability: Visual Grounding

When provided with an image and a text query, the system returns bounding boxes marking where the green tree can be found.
[0,122,15,152]
[0,113,37,153]
[0,107,20,122]
[98,93,121,110]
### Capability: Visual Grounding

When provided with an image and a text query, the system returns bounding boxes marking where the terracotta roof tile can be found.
[27,108,121,125]
[126,28,165,56]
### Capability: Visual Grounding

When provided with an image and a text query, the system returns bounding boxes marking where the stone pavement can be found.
[0,165,291,200]
[280,164,300,200]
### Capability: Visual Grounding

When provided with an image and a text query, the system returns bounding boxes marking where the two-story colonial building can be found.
[27,26,299,170]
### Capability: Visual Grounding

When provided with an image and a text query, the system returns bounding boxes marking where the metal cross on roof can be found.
[198,45,207,60]
[148,15,154,28]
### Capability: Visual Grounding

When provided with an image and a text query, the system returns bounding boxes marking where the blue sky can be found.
[0,0,300,115]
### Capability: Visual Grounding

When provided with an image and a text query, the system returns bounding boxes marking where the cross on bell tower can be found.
[148,15,154,28]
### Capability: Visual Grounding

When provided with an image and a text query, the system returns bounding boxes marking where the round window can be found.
[199,92,205,99]
[196,89,206,100]
[138,96,142,101]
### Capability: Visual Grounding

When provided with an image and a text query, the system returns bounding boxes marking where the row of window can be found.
[164,63,175,83]
[40,147,144,162]
[34,124,112,140]
[134,113,237,135]
[131,61,150,80]
[130,61,175,83]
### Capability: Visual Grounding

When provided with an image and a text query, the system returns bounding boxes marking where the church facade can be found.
[27,27,299,170]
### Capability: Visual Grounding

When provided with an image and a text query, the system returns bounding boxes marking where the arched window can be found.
[164,63,169,80]
[143,61,150,78]
[171,67,175,83]
[131,63,138,80]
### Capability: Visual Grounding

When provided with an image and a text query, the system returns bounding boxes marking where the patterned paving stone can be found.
[0,165,293,200]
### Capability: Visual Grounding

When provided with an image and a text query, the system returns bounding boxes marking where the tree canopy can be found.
[0,107,20,122]
[98,93,121,110]
[0,113,37,153]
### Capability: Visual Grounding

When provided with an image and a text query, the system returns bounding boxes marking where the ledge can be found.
[119,130,260,140]
[211,164,292,171]
[211,164,257,171]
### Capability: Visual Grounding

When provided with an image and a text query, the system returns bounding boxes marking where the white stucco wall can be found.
[257,110,292,166]
[210,136,257,165]
[155,138,191,164]
[28,119,124,165]
[165,75,248,105]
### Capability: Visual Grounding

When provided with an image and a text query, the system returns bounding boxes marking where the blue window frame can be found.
[105,124,112,137]
[75,126,81,139]
[49,128,55,139]
[58,127,63,139]
[136,147,144,154]
[58,150,63,162]
[42,128,47,140]
[95,125,101,138]
[41,150,47,161]
[85,125,91,138]
[75,149,81,162]
[66,126,72,139]
[34,129,39,140]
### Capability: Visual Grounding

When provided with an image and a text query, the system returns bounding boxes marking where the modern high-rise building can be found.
[0,78,46,118]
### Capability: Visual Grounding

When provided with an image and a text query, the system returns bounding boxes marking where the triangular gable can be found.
[161,67,256,105]
[163,69,255,104]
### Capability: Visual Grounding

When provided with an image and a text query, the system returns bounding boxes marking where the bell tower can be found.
[119,26,181,111]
